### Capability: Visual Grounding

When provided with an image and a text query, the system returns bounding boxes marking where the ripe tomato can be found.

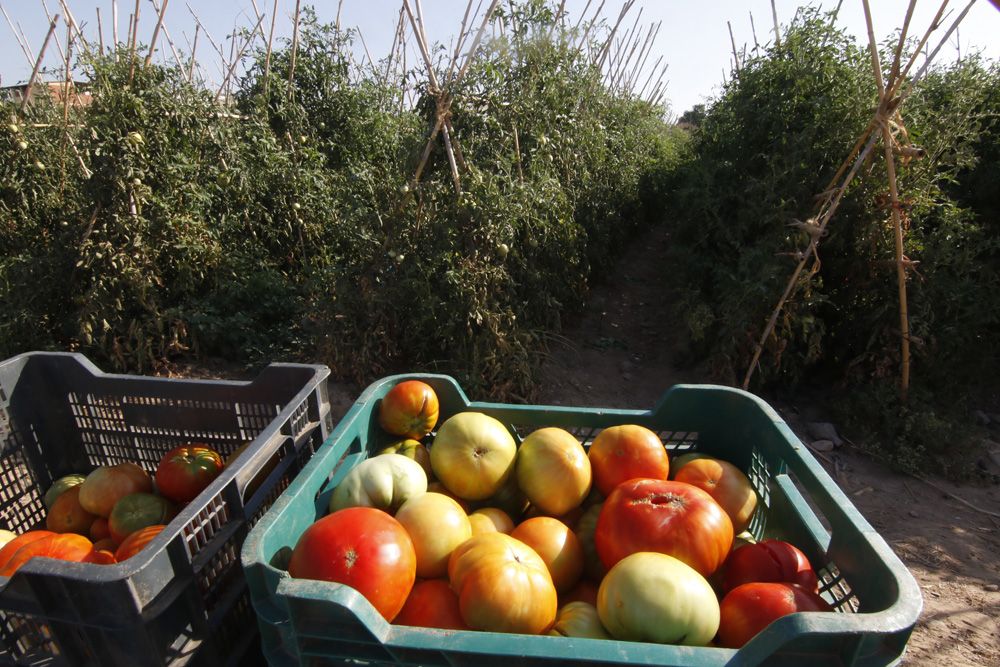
[548,601,610,639]
[378,380,440,439]
[723,539,819,592]
[288,507,416,622]
[448,532,557,634]
[597,552,720,645]
[574,502,607,583]
[78,463,153,517]
[377,439,433,478]
[82,549,117,565]
[115,524,167,561]
[559,579,599,607]
[395,492,471,578]
[155,445,224,504]
[393,579,468,630]
[718,582,831,648]
[468,507,515,535]
[90,517,111,542]
[0,533,94,576]
[0,531,55,572]
[595,478,733,576]
[510,517,584,593]
[46,486,97,535]
[673,457,758,533]
[516,428,592,516]
[588,425,670,496]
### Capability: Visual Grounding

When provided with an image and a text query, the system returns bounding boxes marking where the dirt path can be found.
[533,221,1000,666]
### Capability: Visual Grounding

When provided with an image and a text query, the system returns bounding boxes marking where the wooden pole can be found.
[22,15,60,113]
[216,13,266,103]
[189,24,200,82]
[728,21,741,73]
[2,6,33,66]
[287,0,302,98]
[112,0,118,51]
[263,0,278,96]
[862,0,911,400]
[770,0,780,47]
[144,0,169,67]
[127,0,140,84]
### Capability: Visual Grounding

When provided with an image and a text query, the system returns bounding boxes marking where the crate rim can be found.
[243,372,923,660]
[0,350,331,585]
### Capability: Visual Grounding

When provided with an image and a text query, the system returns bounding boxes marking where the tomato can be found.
[480,471,529,519]
[393,579,468,630]
[510,517,584,594]
[431,412,517,501]
[668,451,712,477]
[426,481,473,513]
[723,539,819,592]
[78,463,153,517]
[468,507,514,535]
[0,533,94,576]
[674,457,758,533]
[155,445,224,504]
[90,517,111,542]
[588,425,670,496]
[288,507,416,621]
[378,380,439,439]
[718,582,831,648]
[0,531,55,572]
[448,532,557,634]
[548,601,610,639]
[574,502,607,582]
[515,428,591,516]
[46,486,97,535]
[82,549,117,565]
[597,552,720,645]
[595,478,733,576]
[377,439,433,478]
[92,538,118,552]
[115,524,167,561]
[329,454,427,514]
[43,474,86,509]
[395,492,472,578]
[108,493,176,544]
[559,580,599,607]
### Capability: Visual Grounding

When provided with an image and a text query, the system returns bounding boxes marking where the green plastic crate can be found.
[242,374,922,667]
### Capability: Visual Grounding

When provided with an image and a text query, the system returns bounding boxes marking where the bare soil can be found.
[531,222,1000,666]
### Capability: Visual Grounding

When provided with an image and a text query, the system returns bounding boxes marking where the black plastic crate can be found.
[0,352,332,666]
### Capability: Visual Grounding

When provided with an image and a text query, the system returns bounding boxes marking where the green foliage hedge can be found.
[666,8,1000,473]
[0,3,682,398]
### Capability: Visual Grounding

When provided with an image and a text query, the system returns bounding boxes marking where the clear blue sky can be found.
[2,1,999,115]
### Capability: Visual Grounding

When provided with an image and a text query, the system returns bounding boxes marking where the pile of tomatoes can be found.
[288,380,831,649]
[0,445,230,575]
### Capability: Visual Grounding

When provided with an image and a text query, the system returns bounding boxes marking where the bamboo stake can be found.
[573,0,595,34]
[446,0,477,84]
[2,5,33,66]
[287,0,302,98]
[148,1,184,72]
[41,0,66,65]
[862,0,910,400]
[611,6,643,81]
[127,0,140,84]
[357,27,376,72]
[144,0,169,67]
[61,19,72,193]
[728,21,741,73]
[186,4,227,64]
[595,1,635,71]
[890,0,919,85]
[263,0,278,96]
[248,0,269,42]
[96,8,105,54]
[216,13,266,103]
[637,54,663,100]
[112,0,118,51]
[22,15,60,113]
[573,0,606,55]
[612,27,644,92]
[626,21,659,95]
[770,0,780,47]
[336,0,344,31]
[749,11,759,52]
[512,124,524,181]
[455,0,504,83]
[189,24,200,82]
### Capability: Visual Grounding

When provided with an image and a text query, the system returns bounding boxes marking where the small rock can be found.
[908,510,920,518]
[621,372,633,382]
[806,422,844,447]
[974,410,992,426]
[811,439,836,452]
[985,583,999,593]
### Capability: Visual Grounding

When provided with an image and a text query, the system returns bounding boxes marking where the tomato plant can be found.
[155,445,224,504]
[288,507,416,621]
[595,478,733,576]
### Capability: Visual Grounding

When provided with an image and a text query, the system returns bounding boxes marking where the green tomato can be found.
[498,243,510,258]
[8,123,20,134]
[17,141,28,151]
[44,474,88,509]
[292,202,301,211]
[33,161,45,170]
[549,602,611,639]
[597,552,720,645]
[329,453,427,514]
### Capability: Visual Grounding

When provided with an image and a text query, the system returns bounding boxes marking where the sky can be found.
[2,1,999,116]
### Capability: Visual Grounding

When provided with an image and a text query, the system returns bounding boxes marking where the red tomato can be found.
[90,517,111,542]
[78,463,153,517]
[723,539,819,592]
[378,380,440,439]
[288,507,416,622]
[155,445,224,504]
[0,533,94,576]
[393,579,469,630]
[0,531,55,571]
[448,532,557,634]
[718,582,831,648]
[595,478,733,577]
[115,524,167,561]
[587,425,670,496]
[511,517,584,594]
[674,458,758,534]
